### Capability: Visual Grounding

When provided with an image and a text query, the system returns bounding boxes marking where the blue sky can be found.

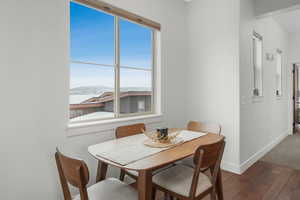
[70,2,152,89]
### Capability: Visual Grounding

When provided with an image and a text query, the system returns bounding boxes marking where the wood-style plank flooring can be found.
[155,161,300,200]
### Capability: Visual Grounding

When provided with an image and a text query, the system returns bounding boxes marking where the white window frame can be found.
[275,49,283,97]
[69,1,160,125]
[252,31,263,97]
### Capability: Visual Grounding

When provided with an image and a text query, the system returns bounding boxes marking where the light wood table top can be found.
[88,131,224,171]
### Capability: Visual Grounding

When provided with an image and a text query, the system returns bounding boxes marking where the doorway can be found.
[293,63,300,134]
[260,63,300,170]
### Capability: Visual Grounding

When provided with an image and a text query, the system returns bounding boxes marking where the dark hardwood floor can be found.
[155,161,300,200]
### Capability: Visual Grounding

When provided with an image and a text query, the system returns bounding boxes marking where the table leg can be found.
[216,167,224,200]
[96,161,108,183]
[138,170,152,200]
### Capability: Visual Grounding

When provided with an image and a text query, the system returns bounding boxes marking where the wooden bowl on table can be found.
[143,128,183,148]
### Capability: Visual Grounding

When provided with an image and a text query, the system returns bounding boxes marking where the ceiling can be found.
[273,8,300,33]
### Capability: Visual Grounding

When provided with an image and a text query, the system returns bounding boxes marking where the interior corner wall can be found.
[185,0,241,173]
[288,34,300,64]
[0,0,187,199]
[254,0,300,16]
[239,0,290,171]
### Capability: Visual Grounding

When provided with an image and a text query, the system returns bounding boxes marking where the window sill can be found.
[66,113,164,137]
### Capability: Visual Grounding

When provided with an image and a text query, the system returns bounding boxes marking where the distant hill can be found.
[70,86,151,95]
[70,86,112,95]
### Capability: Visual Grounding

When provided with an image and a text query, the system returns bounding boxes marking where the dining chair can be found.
[55,148,138,200]
[179,121,222,169]
[152,140,226,200]
[115,123,146,181]
[187,121,222,134]
[115,123,174,200]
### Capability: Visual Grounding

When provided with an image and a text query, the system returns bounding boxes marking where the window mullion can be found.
[151,30,155,114]
[114,16,121,117]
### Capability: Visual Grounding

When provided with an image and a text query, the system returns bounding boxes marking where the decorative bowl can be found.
[143,129,180,144]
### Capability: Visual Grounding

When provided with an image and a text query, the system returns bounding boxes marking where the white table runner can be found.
[90,130,207,166]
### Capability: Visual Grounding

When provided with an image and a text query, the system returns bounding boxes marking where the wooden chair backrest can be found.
[190,139,225,198]
[193,140,225,169]
[187,121,222,134]
[55,148,90,200]
[115,123,146,139]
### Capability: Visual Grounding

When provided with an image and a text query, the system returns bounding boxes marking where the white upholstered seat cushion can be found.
[153,165,212,197]
[73,178,138,200]
[125,164,175,177]
[125,169,139,177]
[177,157,210,172]
[176,157,194,168]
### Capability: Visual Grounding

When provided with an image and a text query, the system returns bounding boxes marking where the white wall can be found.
[3,0,297,198]
[288,34,300,64]
[239,0,290,171]
[254,0,300,16]
[0,0,187,199]
[185,0,241,172]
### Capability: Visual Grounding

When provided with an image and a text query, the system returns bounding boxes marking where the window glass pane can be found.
[120,18,152,69]
[70,2,114,65]
[70,63,115,122]
[253,33,263,96]
[70,2,157,122]
[276,50,282,96]
[120,68,152,114]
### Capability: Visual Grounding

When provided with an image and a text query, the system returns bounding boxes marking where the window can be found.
[69,1,159,123]
[252,31,263,97]
[276,49,283,96]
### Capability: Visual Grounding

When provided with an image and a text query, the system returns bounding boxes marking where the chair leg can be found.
[164,193,167,200]
[119,169,126,181]
[152,188,156,200]
[164,193,174,200]
[210,189,216,200]
[166,194,174,200]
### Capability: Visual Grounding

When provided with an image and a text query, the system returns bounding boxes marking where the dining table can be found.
[88,129,225,200]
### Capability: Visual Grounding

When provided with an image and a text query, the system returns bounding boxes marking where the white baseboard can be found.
[238,130,289,174]
[221,161,241,174]
[221,130,289,175]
